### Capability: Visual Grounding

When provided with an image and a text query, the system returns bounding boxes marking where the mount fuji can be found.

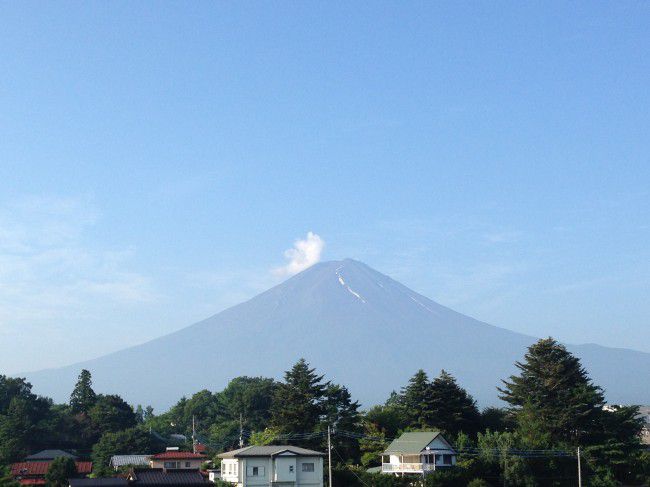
[23,259,650,409]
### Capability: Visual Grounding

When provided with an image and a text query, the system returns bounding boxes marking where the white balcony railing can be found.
[381,463,437,473]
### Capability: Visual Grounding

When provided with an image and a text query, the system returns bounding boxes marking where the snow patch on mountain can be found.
[335,265,366,303]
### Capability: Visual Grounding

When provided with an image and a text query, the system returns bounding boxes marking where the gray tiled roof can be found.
[69,479,128,487]
[218,445,325,458]
[129,469,206,486]
[109,455,151,467]
[25,450,78,461]
[383,432,448,455]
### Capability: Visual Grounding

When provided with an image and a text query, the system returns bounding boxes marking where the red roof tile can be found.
[11,461,93,476]
[150,452,205,460]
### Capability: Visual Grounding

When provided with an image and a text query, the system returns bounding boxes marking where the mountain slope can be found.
[23,259,650,409]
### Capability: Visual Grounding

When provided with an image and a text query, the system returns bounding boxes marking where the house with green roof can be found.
[380,431,456,476]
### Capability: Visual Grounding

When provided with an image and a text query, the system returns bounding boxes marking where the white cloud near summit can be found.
[275,232,325,276]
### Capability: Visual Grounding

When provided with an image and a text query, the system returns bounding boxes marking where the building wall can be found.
[274,457,296,483]
[150,459,203,470]
[220,456,323,487]
[220,459,240,485]
[295,456,323,487]
[241,458,271,486]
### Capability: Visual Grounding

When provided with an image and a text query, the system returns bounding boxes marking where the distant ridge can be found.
[23,259,650,409]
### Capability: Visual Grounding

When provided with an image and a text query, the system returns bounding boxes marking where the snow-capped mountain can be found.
[23,259,650,409]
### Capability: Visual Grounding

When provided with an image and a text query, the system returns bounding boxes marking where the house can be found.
[110,456,151,471]
[380,431,456,476]
[217,445,325,487]
[149,449,205,470]
[25,450,79,462]
[68,469,207,487]
[205,469,221,483]
[11,460,92,485]
[70,480,129,487]
[127,468,207,486]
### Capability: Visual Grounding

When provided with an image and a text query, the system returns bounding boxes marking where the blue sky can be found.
[1,2,649,373]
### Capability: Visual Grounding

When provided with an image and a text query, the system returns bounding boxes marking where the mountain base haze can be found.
[22,259,650,409]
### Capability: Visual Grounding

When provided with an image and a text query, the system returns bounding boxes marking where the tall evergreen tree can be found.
[270,359,328,438]
[429,370,481,437]
[401,369,432,428]
[69,370,96,414]
[143,406,154,422]
[498,337,605,446]
[322,384,362,463]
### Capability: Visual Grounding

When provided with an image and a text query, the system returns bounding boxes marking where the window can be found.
[442,454,453,465]
[164,461,178,469]
[247,466,265,477]
[289,465,294,473]
[434,454,441,464]
[185,462,191,468]
[302,463,315,472]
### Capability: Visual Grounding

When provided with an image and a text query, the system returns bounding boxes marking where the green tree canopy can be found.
[498,337,605,446]
[401,369,431,429]
[0,376,53,463]
[45,457,77,487]
[322,383,361,463]
[428,370,481,437]
[271,358,328,437]
[69,370,96,414]
[88,394,137,437]
[0,465,19,487]
[218,376,277,431]
[91,426,159,477]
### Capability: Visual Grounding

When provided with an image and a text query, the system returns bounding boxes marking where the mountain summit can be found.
[24,259,650,408]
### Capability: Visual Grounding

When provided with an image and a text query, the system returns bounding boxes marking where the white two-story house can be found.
[218,445,324,487]
[381,431,456,476]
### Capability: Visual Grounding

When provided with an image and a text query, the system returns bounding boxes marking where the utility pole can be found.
[192,415,195,454]
[327,425,333,487]
[577,447,582,487]
[239,413,244,449]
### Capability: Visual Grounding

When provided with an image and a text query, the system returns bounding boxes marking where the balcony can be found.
[381,463,437,474]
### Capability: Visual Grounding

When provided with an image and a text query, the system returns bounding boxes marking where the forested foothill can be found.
[1,338,647,486]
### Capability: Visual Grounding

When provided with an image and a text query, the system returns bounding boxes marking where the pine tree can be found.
[429,370,481,437]
[401,369,432,428]
[143,406,154,422]
[69,370,96,414]
[270,359,328,438]
[498,337,605,446]
[135,405,144,424]
[322,383,361,462]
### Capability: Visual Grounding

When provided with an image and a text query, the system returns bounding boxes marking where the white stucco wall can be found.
[220,455,323,487]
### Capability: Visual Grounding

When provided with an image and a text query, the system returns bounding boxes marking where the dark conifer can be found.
[69,369,96,414]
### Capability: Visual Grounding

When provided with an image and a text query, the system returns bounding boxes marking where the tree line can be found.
[0,338,648,486]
